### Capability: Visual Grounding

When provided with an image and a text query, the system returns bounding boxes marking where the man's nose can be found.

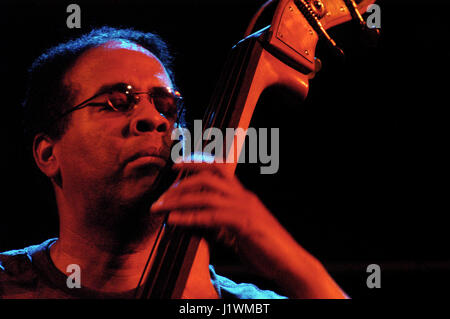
[129,101,169,135]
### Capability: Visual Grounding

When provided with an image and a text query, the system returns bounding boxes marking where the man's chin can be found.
[117,173,166,207]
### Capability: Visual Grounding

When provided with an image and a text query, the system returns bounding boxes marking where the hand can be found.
[150,161,347,298]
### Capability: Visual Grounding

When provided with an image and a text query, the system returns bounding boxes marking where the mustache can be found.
[119,136,175,172]
[125,146,171,164]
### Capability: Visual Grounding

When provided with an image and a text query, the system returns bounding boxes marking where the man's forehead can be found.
[64,40,171,91]
[99,39,156,57]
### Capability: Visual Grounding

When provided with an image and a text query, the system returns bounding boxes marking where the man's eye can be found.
[96,104,115,112]
[154,96,178,119]
[106,91,133,112]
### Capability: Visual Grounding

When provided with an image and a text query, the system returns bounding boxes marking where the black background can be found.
[1,0,448,298]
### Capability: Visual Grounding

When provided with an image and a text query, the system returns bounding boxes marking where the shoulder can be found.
[209,265,287,299]
[0,247,33,278]
[0,239,57,277]
[0,239,57,298]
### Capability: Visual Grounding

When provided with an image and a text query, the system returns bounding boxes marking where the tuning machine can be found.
[307,0,327,18]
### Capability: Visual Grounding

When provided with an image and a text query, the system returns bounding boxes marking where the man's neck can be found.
[50,222,161,293]
[50,217,219,298]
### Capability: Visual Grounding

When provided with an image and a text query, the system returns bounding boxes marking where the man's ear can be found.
[32,133,60,179]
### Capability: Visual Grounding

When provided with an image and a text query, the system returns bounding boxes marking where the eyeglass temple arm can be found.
[56,91,108,119]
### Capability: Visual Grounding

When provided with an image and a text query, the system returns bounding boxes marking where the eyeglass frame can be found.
[45,83,184,130]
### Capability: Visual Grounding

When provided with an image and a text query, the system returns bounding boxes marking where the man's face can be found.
[54,40,175,207]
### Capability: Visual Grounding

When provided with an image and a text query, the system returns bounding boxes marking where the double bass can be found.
[135,0,378,298]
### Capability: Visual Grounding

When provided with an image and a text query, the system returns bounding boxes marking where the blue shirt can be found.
[0,238,286,299]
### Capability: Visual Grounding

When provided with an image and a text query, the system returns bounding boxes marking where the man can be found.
[0,27,346,299]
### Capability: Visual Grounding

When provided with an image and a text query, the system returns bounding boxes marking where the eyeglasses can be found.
[52,83,183,125]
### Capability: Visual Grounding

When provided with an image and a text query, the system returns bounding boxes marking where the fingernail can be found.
[151,200,164,209]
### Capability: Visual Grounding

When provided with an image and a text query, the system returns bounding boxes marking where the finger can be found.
[167,209,240,250]
[150,193,231,213]
[172,152,215,164]
[167,208,239,230]
[172,161,234,179]
[164,171,236,198]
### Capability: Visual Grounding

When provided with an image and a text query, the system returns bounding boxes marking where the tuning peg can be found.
[308,57,322,79]
[342,0,381,48]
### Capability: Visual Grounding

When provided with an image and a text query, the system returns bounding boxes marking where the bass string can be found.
[134,32,254,299]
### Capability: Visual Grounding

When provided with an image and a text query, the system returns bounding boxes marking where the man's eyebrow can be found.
[93,82,130,95]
